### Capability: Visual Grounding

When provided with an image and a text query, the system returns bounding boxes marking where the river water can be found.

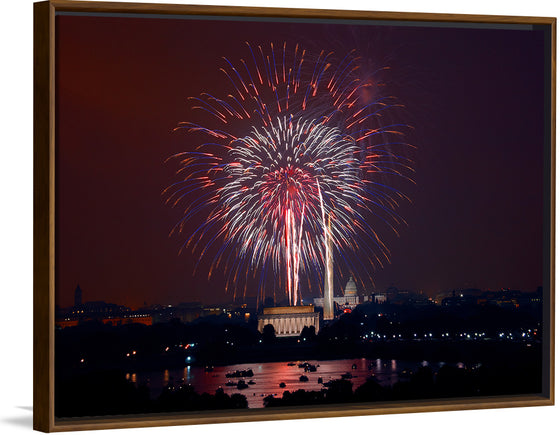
[127,358,435,408]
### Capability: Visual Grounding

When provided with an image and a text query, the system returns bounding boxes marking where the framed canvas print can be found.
[33,0,555,432]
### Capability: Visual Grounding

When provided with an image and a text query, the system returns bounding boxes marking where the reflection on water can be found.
[128,358,435,408]
[183,366,191,383]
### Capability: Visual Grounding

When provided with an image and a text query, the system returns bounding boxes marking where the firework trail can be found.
[165,42,414,306]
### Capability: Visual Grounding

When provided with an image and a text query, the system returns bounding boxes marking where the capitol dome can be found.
[344,276,358,297]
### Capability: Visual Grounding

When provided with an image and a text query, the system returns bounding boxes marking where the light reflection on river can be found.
[127,358,429,408]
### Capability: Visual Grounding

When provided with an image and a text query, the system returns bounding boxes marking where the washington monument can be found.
[323,217,334,320]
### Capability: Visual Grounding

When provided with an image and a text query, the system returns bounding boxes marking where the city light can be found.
[55,301,544,417]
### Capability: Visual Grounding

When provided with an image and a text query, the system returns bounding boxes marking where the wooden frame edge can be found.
[47,0,556,25]
[49,395,552,432]
[548,16,556,407]
[33,1,556,432]
[34,0,56,432]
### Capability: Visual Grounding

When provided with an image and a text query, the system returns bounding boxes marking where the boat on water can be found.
[225,380,236,387]
[299,362,317,372]
[225,369,254,378]
[248,380,256,385]
[341,372,353,379]
[299,375,309,382]
[237,380,249,389]
[279,382,286,388]
[317,377,323,384]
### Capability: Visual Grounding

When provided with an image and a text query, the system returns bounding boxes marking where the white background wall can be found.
[1,0,557,434]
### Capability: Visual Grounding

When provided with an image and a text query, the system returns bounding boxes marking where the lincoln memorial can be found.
[257,305,320,337]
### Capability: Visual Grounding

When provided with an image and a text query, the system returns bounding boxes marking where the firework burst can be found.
[165,42,414,306]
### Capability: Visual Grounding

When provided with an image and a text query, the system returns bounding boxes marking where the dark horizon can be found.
[57,281,543,311]
[55,14,548,309]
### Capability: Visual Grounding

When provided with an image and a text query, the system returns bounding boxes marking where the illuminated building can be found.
[257,306,320,337]
[55,319,79,329]
[102,313,153,326]
[56,311,153,329]
[71,300,130,316]
[334,276,362,310]
[314,276,366,314]
[343,276,357,297]
[56,287,153,328]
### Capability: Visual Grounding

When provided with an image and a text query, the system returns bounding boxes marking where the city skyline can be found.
[57,280,543,312]
[55,15,547,309]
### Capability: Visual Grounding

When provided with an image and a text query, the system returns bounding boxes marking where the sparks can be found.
[166,42,414,306]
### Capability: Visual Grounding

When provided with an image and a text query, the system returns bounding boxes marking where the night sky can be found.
[55,13,547,309]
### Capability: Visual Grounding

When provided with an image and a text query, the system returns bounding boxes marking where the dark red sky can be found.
[55,13,548,308]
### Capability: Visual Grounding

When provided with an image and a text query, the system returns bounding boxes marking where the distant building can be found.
[434,288,543,308]
[373,293,387,304]
[175,302,204,323]
[257,306,320,337]
[55,287,154,328]
[102,313,153,327]
[334,276,363,310]
[147,302,253,324]
[55,319,79,329]
[314,276,366,314]
[71,300,130,316]
[441,295,478,307]
[344,276,358,297]
[385,286,413,304]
